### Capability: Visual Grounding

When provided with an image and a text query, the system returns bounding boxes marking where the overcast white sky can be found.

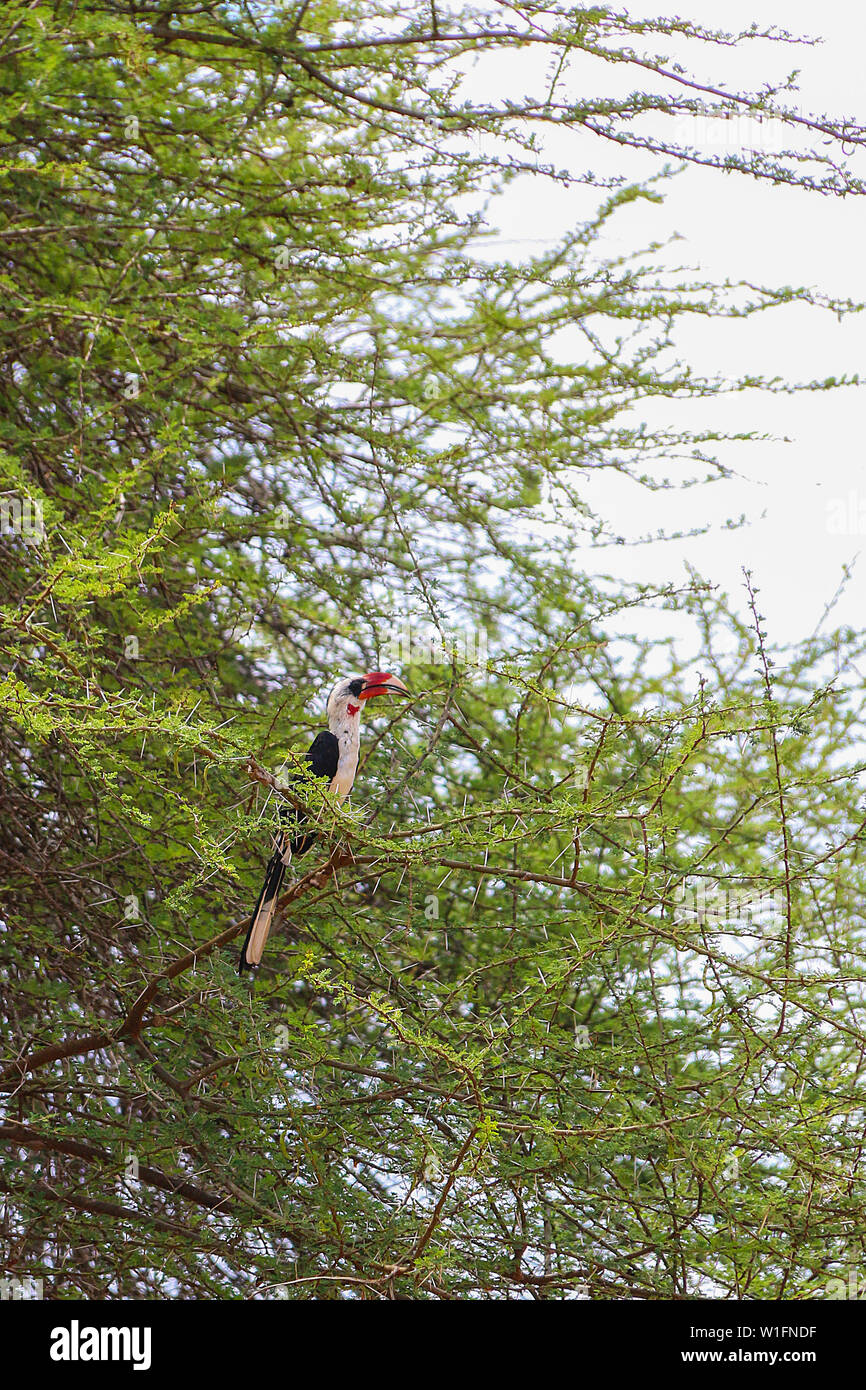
[474,1,866,649]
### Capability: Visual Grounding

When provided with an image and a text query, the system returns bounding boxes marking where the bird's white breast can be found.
[329,717,360,802]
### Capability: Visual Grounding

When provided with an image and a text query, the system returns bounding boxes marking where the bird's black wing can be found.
[292,731,340,854]
[238,731,339,973]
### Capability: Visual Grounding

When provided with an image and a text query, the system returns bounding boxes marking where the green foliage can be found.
[2,0,866,1300]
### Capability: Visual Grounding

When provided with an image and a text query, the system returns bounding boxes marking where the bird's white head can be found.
[325,671,409,731]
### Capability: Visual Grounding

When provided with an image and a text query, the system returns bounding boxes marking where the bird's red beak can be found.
[359,671,409,701]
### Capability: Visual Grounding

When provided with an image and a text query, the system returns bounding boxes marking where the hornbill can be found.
[239,671,409,972]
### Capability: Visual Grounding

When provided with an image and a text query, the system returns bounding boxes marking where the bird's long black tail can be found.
[239,835,289,973]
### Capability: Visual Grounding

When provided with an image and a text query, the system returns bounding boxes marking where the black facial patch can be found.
[348,678,364,697]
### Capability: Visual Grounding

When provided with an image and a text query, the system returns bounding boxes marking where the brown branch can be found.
[437,857,594,894]
[0,849,358,1088]
[0,1176,197,1238]
[0,1124,231,1213]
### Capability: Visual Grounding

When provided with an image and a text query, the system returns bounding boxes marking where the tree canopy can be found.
[2,0,866,1300]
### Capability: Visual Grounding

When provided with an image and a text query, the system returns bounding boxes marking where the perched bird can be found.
[239,671,409,972]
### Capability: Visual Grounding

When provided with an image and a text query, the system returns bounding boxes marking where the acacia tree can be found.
[2,0,866,1299]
